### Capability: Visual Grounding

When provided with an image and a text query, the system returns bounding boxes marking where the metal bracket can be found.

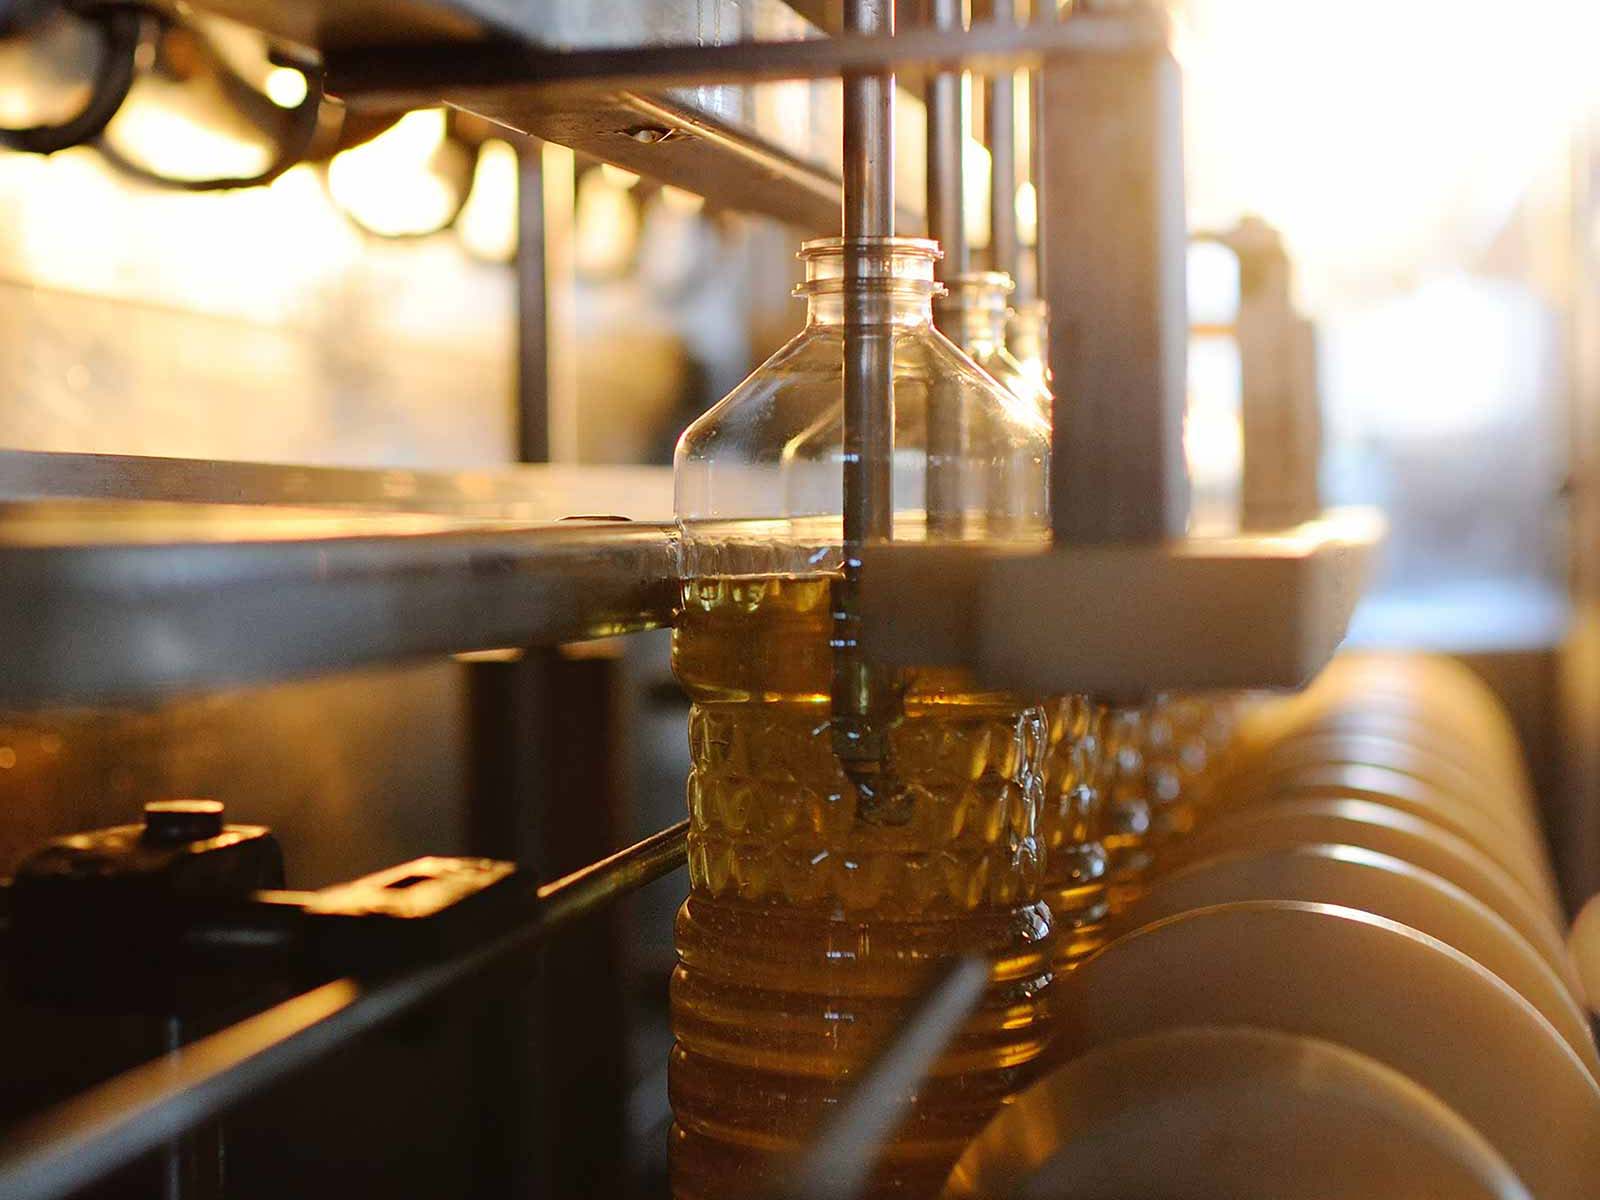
[860,509,1385,699]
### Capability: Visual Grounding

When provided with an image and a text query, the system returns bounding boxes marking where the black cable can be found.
[93,58,328,192]
[0,2,144,154]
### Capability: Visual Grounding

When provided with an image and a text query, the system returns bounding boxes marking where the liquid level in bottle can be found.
[670,572,1055,1200]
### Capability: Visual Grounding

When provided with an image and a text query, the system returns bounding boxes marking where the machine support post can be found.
[1041,6,1190,545]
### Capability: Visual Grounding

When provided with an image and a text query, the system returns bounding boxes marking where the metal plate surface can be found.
[0,449,674,519]
[0,497,679,705]
[859,509,1384,698]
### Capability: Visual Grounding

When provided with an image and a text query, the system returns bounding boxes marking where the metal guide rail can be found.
[0,803,984,1200]
[0,496,679,705]
[0,452,1377,704]
[0,812,695,1200]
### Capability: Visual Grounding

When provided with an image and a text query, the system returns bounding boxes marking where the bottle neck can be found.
[945,304,1010,355]
[806,291,936,328]
[939,273,1015,358]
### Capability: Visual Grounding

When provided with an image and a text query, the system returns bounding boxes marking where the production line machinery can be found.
[0,0,1513,1197]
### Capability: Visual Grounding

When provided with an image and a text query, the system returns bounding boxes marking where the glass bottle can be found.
[941,273,1108,967]
[1099,706,1155,911]
[940,273,1051,421]
[1006,297,1052,398]
[1001,296,1243,898]
[1142,692,1246,862]
[670,237,1055,1200]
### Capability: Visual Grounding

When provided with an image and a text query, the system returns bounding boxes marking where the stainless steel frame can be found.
[321,16,1163,103]
[0,7,1376,708]
[0,501,677,704]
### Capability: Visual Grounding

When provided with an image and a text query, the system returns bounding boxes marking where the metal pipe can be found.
[841,0,896,550]
[925,0,968,278]
[833,0,903,821]
[924,0,968,536]
[0,514,680,706]
[987,0,1020,280]
[0,821,690,1200]
[1018,0,1052,305]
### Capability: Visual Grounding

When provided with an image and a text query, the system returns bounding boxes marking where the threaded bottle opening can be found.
[795,236,947,297]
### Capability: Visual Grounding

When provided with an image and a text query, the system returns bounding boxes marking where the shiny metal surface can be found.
[320,17,1152,234]
[0,819,689,1200]
[859,508,1383,697]
[189,0,920,234]
[923,0,967,281]
[0,499,678,704]
[1040,6,1190,543]
[1051,902,1600,1200]
[323,17,1164,104]
[0,450,674,518]
[945,1027,1531,1200]
[986,0,1019,283]
[1120,843,1597,1074]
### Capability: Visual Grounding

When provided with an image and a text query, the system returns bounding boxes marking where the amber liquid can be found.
[1037,697,1110,968]
[1139,695,1242,877]
[1098,708,1156,913]
[669,573,1056,1200]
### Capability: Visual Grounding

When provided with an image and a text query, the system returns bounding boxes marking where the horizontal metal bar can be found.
[0,500,679,704]
[0,820,690,1200]
[859,509,1386,701]
[324,15,1165,108]
[0,450,674,519]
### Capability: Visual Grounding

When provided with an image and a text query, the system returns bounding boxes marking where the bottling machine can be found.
[9,0,1592,1197]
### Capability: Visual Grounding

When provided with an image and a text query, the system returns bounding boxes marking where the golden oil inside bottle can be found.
[669,572,1055,1200]
[1098,707,1156,913]
[1142,694,1236,851]
[1037,697,1110,968]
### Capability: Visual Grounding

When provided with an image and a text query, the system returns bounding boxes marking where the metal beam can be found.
[323,16,1166,107]
[859,510,1385,700]
[0,503,678,704]
[0,450,673,516]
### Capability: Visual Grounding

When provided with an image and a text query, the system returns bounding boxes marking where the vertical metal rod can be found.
[925,0,967,535]
[159,1017,224,1200]
[1018,0,1052,305]
[462,652,549,1196]
[925,0,968,281]
[842,0,897,526]
[987,0,1020,281]
[514,143,551,465]
[834,0,902,819]
[162,1018,184,1200]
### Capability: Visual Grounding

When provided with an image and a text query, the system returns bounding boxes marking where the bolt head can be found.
[143,799,225,844]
